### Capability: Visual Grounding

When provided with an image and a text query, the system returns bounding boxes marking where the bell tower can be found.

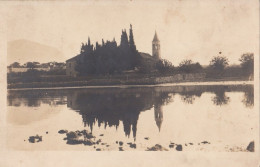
[152,31,161,59]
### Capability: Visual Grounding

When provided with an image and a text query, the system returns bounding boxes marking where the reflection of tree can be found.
[7,90,67,107]
[242,86,254,108]
[8,98,21,107]
[153,91,174,106]
[67,88,174,139]
[27,98,41,107]
[179,88,202,104]
[180,95,196,104]
[212,88,230,106]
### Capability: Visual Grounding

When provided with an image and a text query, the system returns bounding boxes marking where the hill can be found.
[7,39,65,65]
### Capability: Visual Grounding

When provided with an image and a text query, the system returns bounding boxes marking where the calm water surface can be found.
[7,84,256,151]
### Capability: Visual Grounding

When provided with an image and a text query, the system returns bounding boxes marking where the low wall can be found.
[154,73,206,84]
[8,67,50,73]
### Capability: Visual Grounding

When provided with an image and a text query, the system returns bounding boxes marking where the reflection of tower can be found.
[154,104,163,131]
[152,31,161,59]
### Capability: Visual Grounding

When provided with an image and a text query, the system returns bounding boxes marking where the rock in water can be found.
[28,136,35,143]
[169,144,174,148]
[58,130,68,134]
[129,143,136,149]
[176,145,182,151]
[28,135,42,143]
[84,139,95,146]
[146,144,168,151]
[66,131,78,139]
[247,141,254,152]
[96,139,101,145]
[66,139,84,145]
[201,141,210,144]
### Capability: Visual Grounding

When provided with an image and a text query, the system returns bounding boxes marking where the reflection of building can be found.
[154,104,163,131]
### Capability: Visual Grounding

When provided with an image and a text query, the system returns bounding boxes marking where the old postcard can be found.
[0,0,259,166]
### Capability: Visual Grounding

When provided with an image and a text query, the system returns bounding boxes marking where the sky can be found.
[2,0,259,66]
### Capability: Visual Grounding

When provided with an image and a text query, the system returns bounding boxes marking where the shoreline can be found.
[8,80,253,91]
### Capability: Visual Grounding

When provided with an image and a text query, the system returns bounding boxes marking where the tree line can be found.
[146,52,254,78]
[8,61,65,69]
[75,25,140,76]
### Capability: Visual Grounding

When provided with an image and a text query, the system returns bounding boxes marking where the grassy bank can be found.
[7,74,251,89]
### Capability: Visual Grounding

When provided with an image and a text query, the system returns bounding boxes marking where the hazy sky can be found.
[3,0,259,65]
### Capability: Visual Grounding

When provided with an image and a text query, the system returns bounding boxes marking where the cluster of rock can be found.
[59,129,99,146]
[146,144,168,151]
[28,135,42,143]
[58,129,140,151]
[146,141,211,151]
[115,141,137,151]
[27,130,254,152]
[168,143,183,151]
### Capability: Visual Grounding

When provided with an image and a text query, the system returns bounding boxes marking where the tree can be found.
[25,62,39,69]
[129,24,136,51]
[178,59,192,73]
[10,62,20,68]
[239,53,254,75]
[155,59,174,74]
[74,25,142,76]
[209,56,229,71]
[178,59,203,73]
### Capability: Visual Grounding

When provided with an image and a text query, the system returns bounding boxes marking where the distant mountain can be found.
[7,39,65,65]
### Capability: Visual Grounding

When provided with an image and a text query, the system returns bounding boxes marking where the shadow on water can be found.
[211,87,230,106]
[8,85,254,139]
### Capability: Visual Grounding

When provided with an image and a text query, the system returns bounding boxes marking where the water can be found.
[7,84,256,151]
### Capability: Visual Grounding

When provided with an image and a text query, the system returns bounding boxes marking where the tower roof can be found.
[153,31,160,42]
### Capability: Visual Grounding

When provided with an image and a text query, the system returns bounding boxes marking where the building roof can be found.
[153,31,160,42]
[66,54,83,62]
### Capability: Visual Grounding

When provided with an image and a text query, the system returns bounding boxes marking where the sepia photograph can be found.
[0,0,259,166]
